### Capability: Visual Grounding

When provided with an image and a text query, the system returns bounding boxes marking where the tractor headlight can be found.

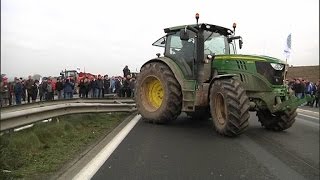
[270,63,284,70]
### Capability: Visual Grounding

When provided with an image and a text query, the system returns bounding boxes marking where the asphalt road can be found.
[92,109,319,180]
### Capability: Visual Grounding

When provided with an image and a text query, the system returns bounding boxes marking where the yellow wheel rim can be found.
[215,93,226,125]
[146,77,164,109]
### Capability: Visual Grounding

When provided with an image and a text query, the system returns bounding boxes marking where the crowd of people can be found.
[287,78,320,108]
[0,65,136,107]
[1,66,319,108]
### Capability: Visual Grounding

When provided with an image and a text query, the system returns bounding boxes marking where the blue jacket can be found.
[64,82,74,93]
[14,82,23,95]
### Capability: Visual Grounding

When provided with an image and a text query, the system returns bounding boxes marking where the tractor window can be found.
[152,36,166,47]
[229,43,235,54]
[165,31,196,78]
[204,31,230,55]
[66,71,77,77]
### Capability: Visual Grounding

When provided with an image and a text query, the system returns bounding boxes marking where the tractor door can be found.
[164,31,197,79]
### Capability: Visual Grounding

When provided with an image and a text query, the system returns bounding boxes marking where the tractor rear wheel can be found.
[257,109,297,131]
[135,62,182,123]
[209,78,250,136]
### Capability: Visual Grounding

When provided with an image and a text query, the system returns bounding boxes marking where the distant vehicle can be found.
[60,70,96,94]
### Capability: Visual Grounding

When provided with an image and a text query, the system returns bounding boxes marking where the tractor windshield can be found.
[66,71,77,77]
[204,31,230,55]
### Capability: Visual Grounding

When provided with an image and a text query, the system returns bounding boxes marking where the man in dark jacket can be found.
[292,79,305,99]
[123,65,131,78]
[122,75,131,97]
[55,78,64,99]
[97,75,104,98]
[90,77,99,98]
[14,78,23,105]
[103,75,110,97]
[31,80,39,102]
[25,75,34,103]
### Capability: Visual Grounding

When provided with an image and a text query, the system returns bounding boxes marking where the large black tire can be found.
[135,62,182,123]
[257,109,297,131]
[209,78,250,136]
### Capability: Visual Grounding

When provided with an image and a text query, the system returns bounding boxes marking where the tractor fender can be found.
[206,74,237,103]
[141,57,186,86]
[209,74,237,83]
[208,74,237,90]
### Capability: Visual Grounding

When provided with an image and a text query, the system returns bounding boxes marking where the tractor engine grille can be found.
[255,62,285,85]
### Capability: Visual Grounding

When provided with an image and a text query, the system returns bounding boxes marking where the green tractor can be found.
[135,14,308,136]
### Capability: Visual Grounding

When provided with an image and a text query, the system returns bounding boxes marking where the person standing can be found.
[110,76,116,93]
[90,77,98,98]
[115,77,122,97]
[25,75,34,103]
[129,77,136,98]
[21,78,26,103]
[0,80,9,107]
[55,78,64,100]
[84,77,90,98]
[39,79,47,101]
[46,79,54,101]
[122,75,131,97]
[97,75,104,98]
[8,82,14,106]
[63,79,73,99]
[14,78,23,105]
[103,75,110,97]
[292,79,304,99]
[78,79,86,98]
[31,80,39,103]
[123,65,131,78]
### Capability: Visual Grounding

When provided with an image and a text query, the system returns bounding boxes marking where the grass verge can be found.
[0,112,130,180]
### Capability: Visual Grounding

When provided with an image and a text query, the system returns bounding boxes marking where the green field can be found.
[0,112,130,180]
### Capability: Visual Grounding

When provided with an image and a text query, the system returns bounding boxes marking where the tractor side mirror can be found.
[239,39,243,49]
[180,29,190,41]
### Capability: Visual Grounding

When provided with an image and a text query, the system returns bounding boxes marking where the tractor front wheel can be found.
[135,62,182,123]
[257,109,297,131]
[209,78,250,136]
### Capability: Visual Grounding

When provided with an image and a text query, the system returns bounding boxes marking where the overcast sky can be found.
[1,0,319,78]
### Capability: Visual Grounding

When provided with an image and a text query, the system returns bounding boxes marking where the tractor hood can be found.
[215,54,286,64]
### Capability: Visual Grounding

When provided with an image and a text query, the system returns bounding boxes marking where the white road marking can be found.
[239,135,307,180]
[73,114,141,180]
[297,108,319,115]
[296,117,319,128]
[298,113,319,120]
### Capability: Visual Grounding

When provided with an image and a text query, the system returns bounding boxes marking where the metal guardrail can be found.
[0,98,136,132]
[1,98,135,113]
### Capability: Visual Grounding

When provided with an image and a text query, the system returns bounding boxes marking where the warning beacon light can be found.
[233,22,237,33]
[195,13,199,25]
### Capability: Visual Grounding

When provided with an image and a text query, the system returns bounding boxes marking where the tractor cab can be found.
[153,22,243,81]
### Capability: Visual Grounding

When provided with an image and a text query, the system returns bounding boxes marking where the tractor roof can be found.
[164,23,233,36]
